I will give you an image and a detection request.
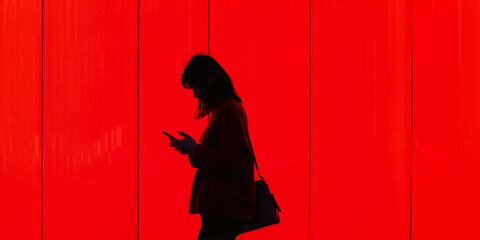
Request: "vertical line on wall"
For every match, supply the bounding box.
[208,0,210,55]
[308,0,311,239]
[137,0,140,239]
[41,0,44,239]
[410,0,413,239]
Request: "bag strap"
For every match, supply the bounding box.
[245,129,263,179]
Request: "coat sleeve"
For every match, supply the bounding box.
[189,103,250,175]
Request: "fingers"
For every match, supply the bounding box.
[178,131,191,139]
[172,144,181,151]
[170,142,183,153]
[169,131,191,155]
[171,145,187,155]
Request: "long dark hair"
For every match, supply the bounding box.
[181,54,242,120]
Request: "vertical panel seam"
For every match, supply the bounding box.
[41,0,44,239]
[308,0,311,239]
[410,0,413,239]
[138,0,140,239]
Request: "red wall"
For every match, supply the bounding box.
[311,1,411,239]
[0,1,42,239]
[1,0,479,240]
[42,0,138,239]
[412,1,480,239]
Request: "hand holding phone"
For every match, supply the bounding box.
[165,130,197,155]
[162,131,177,141]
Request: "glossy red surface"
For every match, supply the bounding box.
[1,1,480,240]
[311,1,411,239]
[412,1,480,239]
[0,1,42,239]
[43,0,138,239]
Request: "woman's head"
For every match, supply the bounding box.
[181,54,242,120]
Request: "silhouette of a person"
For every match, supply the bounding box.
[169,55,255,240]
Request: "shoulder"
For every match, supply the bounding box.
[217,98,245,118]
[219,98,239,107]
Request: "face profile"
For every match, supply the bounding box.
[181,54,243,120]
[193,88,199,98]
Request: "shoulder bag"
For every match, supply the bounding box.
[241,129,281,233]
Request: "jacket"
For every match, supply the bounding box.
[187,98,255,220]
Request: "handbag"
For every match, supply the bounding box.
[241,129,281,233]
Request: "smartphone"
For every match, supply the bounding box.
[162,131,177,140]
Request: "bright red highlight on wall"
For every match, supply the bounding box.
[412,1,480,239]
[43,0,138,239]
[0,1,42,239]
[311,1,411,239]
[2,0,480,240]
